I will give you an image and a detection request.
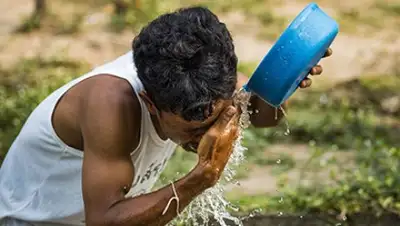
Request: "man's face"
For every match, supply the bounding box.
[159,99,233,153]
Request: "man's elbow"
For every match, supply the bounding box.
[86,211,153,226]
[86,213,124,226]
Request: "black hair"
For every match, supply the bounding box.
[133,6,238,121]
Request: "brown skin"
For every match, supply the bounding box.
[51,49,332,226]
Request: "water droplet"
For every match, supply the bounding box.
[278,212,283,216]
[279,197,284,203]
[284,128,290,136]
[255,109,259,114]
[229,205,239,212]
[280,106,291,135]
[300,215,303,219]
[342,216,347,221]
[319,94,328,105]
[276,159,281,164]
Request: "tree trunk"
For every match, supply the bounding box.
[34,0,46,17]
[113,0,129,15]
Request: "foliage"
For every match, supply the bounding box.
[230,141,400,221]
[110,0,161,32]
[224,63,400,219]
[246,77,400,150]
[108,0,287,40]
[337,0,400,34]
[0,57,89,163]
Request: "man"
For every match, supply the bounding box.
[0,6,331,226]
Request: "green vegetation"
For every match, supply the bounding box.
[336,1,400,34]
[110,0,161,32]
[230,142,400,220]
[159,62,400,220]
[376,2,400,16]
[108,0,287,40]
[0,56,89,162]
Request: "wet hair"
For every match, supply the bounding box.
[133,6,238,121]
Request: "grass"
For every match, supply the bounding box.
[107,0,288,40]
[0,56,89,163]
[227,72,400,215]
[375,1,400,16]
[15,0,89,35]
[336,0,400,34]
[227,143,400,218]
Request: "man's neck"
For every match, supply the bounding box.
[149,113,168,141]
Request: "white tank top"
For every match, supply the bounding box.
[0,51,177,226]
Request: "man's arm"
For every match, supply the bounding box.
[80,79,209,226]
[236,48,332,128]
[236,72,286,128]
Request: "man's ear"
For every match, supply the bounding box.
[138,91,158,115]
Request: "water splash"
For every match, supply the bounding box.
[279,106,290,136]
[240,208,262,221]
[168,88,252,226]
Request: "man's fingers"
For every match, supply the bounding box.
[310,65,323,75]
[323,48,333,58]
[197,106,237,156]
[196,134,216,161]
[300,78,312,88]
[212,106,237,133]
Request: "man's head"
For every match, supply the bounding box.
[133,6,238,152]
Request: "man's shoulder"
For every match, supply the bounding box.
[82,74,141,113]
[78,74,143,152]
[79,74,142,132]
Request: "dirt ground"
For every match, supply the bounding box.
[1,1,399,82]
[0,0,399,195]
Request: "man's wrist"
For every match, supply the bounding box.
[188,163,216,190]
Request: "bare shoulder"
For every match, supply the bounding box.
[79,74,142,156]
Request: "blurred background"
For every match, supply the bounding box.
[0,0,399,225]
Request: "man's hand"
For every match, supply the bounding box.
[236,48,333,128]
[195,106,239,187]
[299,48,333,88]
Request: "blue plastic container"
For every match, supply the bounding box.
[243,2,339,107]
